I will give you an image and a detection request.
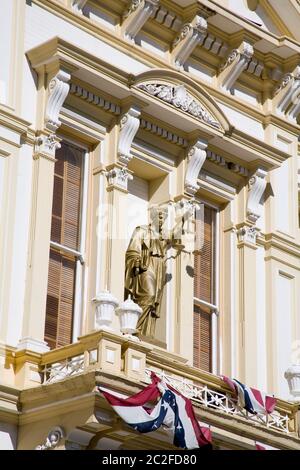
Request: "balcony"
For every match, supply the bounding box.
[11,329,299,449]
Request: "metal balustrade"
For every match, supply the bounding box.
[145,369,291,434]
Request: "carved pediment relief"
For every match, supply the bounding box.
[137,82,221,129]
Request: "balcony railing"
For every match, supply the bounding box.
[145,369,291,434]
[39,330,299,438]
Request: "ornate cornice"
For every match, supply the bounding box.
[184,139,207,196]
[172,15,207,68]
[137,82,220,128]
[118,106,141,165]
[246,168,267,224]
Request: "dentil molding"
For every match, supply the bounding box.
[184,139,207,196]
[118,106,141,165]
[219,41,254,92]
[246,168,267,224]
[172,15,207,68]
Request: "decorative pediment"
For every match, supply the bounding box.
[137,82,221,129]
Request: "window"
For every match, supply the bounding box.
[193,205,218,372]
[44,141,87,349]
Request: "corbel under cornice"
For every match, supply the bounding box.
[171,15,208,68]
[246,167,267,224]
[219,41,254,92]
[184,139,207,196]
[122,0,160,40]
[273,65,300,121]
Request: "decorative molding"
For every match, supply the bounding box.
[184,139,207,196]
[219,41,254,92]
[172,15,207,68]
[202,34,228,57]
[34,134,61,157]
[207,150,249,176]
[273,66,300,121]
[45,70,71,132]
[150,5,182,31]
[122,0,160,40]
[237,225,259,244]
[35,427,65,450]
[70,83,121,115]
[71,0,88,13]
[247,168,267,223]
[106,165,133,190]
[118,106,141,165]
[140,118,188,147]
[137,83,220,128]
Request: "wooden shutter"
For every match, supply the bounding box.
[45,141,83,349]
[194,206,214,303]
[193,305,212,371]
[193,206,215,371]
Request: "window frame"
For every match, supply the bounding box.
[193,199,220,374]
[49,135,89,344]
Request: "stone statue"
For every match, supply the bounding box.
[125,208,183,338]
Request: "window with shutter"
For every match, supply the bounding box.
[193,205,217,372]
[44,141,85,349]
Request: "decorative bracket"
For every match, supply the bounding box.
[45,69,71,132]
[273,66,300,121]
[246,168,267,224]
[118,106,141,165]
[172,15,207,68]
[106,165,133,191]
[184,139,207,196]
[219,41,254,92]
[122,0,160,40]
[35,427,65,450]
[71,0,88,12]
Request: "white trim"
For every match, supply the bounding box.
[73,147,89,342]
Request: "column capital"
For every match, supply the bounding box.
[105,164,133,191]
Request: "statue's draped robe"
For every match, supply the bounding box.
[125,225,166,337]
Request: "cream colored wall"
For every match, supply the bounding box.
[0,0,299,405]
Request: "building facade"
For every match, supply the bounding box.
[0,0,300,450]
